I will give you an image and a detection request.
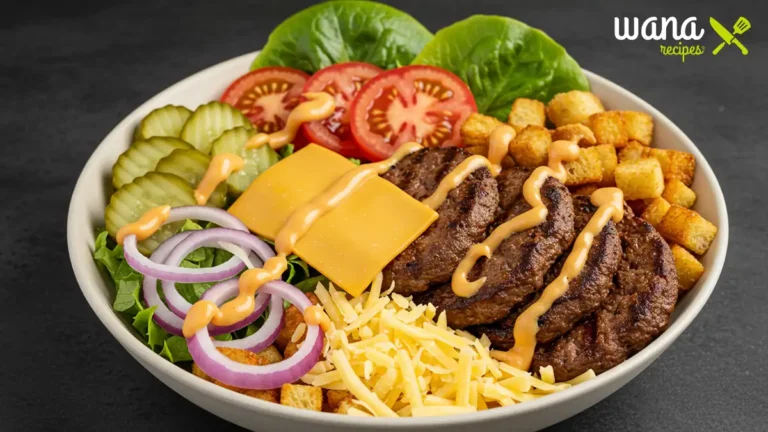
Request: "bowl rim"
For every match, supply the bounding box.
[67,52,729,428]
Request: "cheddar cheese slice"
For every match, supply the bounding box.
[228,144,438,296]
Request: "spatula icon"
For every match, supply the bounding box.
[711,17,750,55]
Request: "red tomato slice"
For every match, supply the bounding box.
[349,65,477,161]
[221,67,309,133]
[301,62,382,158]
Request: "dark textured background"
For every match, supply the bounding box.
[2,0,767,430]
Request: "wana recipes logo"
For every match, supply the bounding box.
[614,16,751,62]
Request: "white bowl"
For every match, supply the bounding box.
[67,52,728,431]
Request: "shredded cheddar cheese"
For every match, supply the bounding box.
[302,276,595,417]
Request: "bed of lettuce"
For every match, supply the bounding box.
[94,145,331,364]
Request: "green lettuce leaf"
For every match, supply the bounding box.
[251,0,432,73]
[160,336,193,363]
[412,15,589,120]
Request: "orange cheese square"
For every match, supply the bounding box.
[229,144,438,296]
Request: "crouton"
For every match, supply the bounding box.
[589,111,629,147]
[336,398,356,414]
[546,90,605,127]
[569,184,599,196]
[641,197,672,227]
[276,292,319,351]
[620,111,654,145]
[618,143,696,186]
[192,347,280,403]
[509,125,551,168]
[657,205,718,255]
[618,141,646,162]
[281,384,323,411]
[257,345,283,365]
[507,98,546,132]
[662,179,697,208]
[326,390,353,411]
[615,158,665,200]
[670,244,705,291]
[461,112,506,156]
[594,144,618,186]
[551,123,597,147]
[564,146,603,186]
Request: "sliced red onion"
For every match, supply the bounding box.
[123,206,250,283]
[188,280,323,389]
[199,279,271,336]
[212,293,284,352]
[142,231,191,335]
[161,228,275,318]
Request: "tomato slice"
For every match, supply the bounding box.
[221,67,309,133]
[301,62,382,157]
[349,65,477,161]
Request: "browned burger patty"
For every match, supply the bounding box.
[381,147,499,296]
[476,195,622,348]
[415,168,575,328]
[531,209,678,381]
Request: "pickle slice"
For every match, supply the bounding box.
[180,102,252,154]
[155,148,227,208]
[136,105,192,140]
[210,126,280,197]
[105,172,196,254]
[111,137,193,189]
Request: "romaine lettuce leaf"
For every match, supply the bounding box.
[412,15,589,121]
[251,0,432,73]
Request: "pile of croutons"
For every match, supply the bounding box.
[461,90,717,292]
[192,293,355,413]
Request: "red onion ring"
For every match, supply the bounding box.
[210,291,285,352]
[123,206,250,283]
[187,280,324,389]
[161,228,275,318]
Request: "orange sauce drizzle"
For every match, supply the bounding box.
[451,140,580,297]
[245,92,335,151]
[194,153,244,205]
[491,187,624,370]
[116,205,171,245]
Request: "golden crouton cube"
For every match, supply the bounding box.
[593,144,618,186]
[657,205,718,255]
[670,244,705,291]
[276,292,318,351]
[336,399,356,414]
[551,124,597,147]
[326,390,353,411]
[650,148,696,186]
[569,184,599,196]
[589,111,629,147]
[461,112,506,156]
[662,179,697,208]
[615,158,665,200]
[641,197,672,227]
[257,345,284,365]
[281,384,323,411]
[509,125,551,168]
[618,143,696,186]
[620,111,654,145]
[618,141,646,162]
[564,146,604,186]
[546,90,605,127]
[192,347,280,403]
[507,98,546,132]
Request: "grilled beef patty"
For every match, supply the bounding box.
[381,147,499,296]
[530,208,678,381]
[476,195,622,348]
[415,169,575,328]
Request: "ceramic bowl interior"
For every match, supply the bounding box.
[67,52,728,431]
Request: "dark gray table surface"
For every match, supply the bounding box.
[2,0,766,430]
